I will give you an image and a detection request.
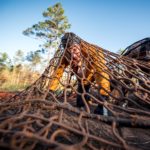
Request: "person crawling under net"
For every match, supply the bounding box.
[49,32,110,115]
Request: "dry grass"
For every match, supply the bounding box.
[0,68,40,91]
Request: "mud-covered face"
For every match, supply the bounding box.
[68,43,81,67]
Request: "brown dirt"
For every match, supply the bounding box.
[0,91,16,100]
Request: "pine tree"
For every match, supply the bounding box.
[0,52,11,71]
[26,50,43,71]
[23,3,71,54]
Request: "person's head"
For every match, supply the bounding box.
[61,32,82,67]
[69,43,81,67]
[61,32,81,49]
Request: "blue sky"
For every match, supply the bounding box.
[0,0,150,58]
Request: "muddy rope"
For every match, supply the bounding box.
[0,32,150,150]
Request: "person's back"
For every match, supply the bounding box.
[122,38,150,61]
[122,38,150,73]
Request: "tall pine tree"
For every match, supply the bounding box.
[23,3,71,55]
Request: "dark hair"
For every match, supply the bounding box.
[61,32,81,49]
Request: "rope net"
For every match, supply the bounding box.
[0,32,150,150]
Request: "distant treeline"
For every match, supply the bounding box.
[0,49,46,91]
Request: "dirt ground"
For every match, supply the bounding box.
[0,91,16,100]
